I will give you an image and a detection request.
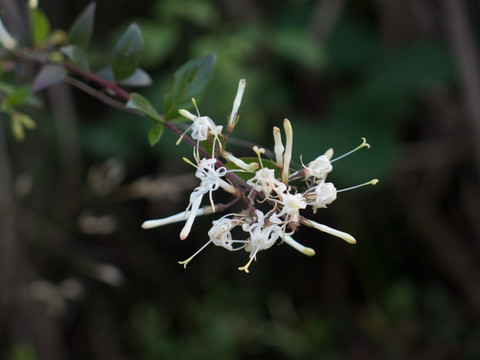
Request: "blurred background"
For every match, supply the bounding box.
[1,0,480,359]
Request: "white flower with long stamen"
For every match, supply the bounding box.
[306,182,337,212]
[178,153,235,240]
[247,167,287,198]
[304,150,333,183]
[208,215,240,250]
[177,106,223,149]
[239,210,283,273]
[141,78,379,273]
[276,192,307,227]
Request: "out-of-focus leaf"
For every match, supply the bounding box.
[135,22,178,68]
[158,0,220,28]
[272,28,326,71]
[163,54,216,121]
[119,68,152,87]
[32,65,67,92]
[11,114,24,141]
[95,66,115,82]
[10,112,35,141]
[148,124,164,146]
[2,86,32,110]
[112,23,143,82]
[61,45,90,71]
[0,82,43,108]
[30,8,50,47]
[68,2,96,50]
[126,93,163,122]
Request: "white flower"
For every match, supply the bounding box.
[191,115,222,142]
[304,153,333,182]
[277,192,307,225]
[179,154,235,240]
[208,216,238,250]
[239,210,283,273]
[308,182,337,212]
[247,167,287,197]
[177,109,223,149]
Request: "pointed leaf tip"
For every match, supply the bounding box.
[112,23,143,82]
[68,2,96,50]
[148,124,164,146]
[163,53,216,121]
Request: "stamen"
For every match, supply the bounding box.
[178,240,212,268]
[253,146,265,168]
[331,137,370,162]
[191,98,201,117]
[337,179,379,193]
[238,255,255,273]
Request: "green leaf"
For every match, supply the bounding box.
[126,93,163,122]
[3,86,32,109]
[11,114,25,141]
[0,82,42,108]
[61,45,90,71]
[18,113,36,130]
[148,124,164,146]
[224,157,279,182]
[163,54,216,121]
[32,65,67,92]
[10,112,35,141]
[98,67,152,87]
[30,8,50,47]
[112,23,143,82]
[68,2,96,50]
[119,68,152,87]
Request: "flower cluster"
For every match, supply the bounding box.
[142,79,378,273]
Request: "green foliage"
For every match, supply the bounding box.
[1,85,33,110]
[61,45,90,71]
[32,65,67,92]
[148,123,164,146]
[68,2,96,50]
[6,343,37,360]
[271,28,326,71]
[30,8,50,47]
[112,23,143,82]
[163,54,216,121]
[10,112,36,141]
[126,93,163,122]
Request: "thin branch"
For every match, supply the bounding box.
[63,76,141,114]
[63,62,130,101]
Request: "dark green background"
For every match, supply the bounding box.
[1,0,479,359]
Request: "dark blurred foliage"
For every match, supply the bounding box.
[1,0,480,359]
